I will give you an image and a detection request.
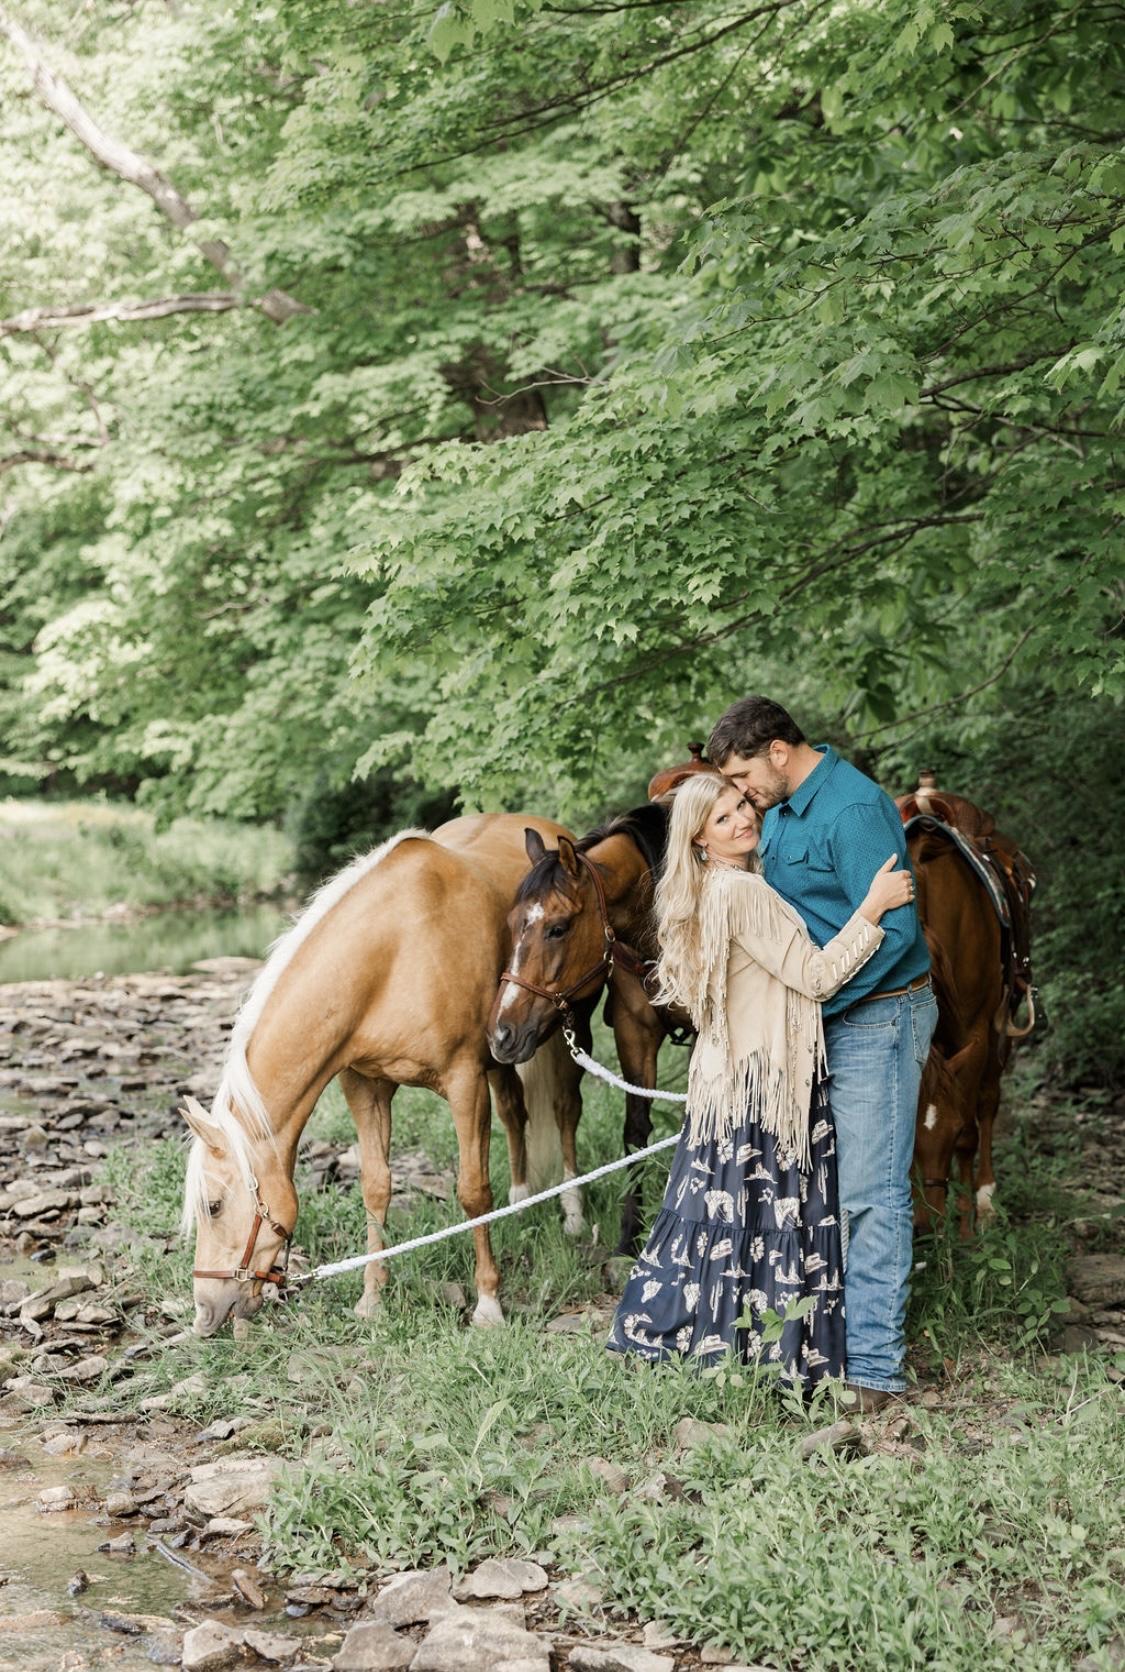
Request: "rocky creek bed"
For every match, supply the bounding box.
[1,964,1123,1670]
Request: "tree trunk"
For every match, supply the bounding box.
[607,202,641,275]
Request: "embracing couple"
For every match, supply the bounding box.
[607,696,938,1409]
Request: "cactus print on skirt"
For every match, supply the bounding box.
[606,1078,845,1388]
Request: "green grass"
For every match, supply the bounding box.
[0,798,294,926]
[79,1055,1125,1671]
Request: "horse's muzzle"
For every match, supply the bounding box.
[192,1285,265,1336]
[489,1020,539,1065]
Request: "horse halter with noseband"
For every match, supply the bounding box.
[192,1173,291,1289]
[500,849,653,1029]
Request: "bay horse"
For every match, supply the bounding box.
[488,805,681,1253]
[900,780,1035,1234]
[182,813,584,1337]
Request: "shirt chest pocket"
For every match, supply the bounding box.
[778,841,834,874]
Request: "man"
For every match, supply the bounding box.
[708,695,938,1410]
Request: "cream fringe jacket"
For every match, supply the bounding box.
[686,862,884,1170]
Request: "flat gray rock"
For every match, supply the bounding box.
[584,1456,629,1494]
[367,1566,456,1626]
[672,1417,732,1451]
[332,1621,414,1670]
[184,1455,283,1517]
[456,1558,549,1600]
[242,1628,302,1664]
[1067,1254,1125,1307]
[798,1419,862,1461]
[37,1483,76,1511]
[568,1647,675,1672]
[411,1610,552,1672]
[181,1619,243,1671]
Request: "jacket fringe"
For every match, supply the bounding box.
[686,866,826,1171]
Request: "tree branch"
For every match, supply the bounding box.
[853,622,1038,740]
[574,512,986,705]
[919,349,1067,398]
[0,6,308,325]
[0,294,246,335]
[0,448,94,476]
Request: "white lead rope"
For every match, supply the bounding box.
[291,1052,688,1286]
[564,1042,689,1105]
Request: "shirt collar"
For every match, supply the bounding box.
[782,744,836,818]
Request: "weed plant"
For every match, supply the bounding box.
[83,1051,1124,1671]
[0,799,293,926]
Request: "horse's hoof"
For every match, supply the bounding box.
[354,1290,384,1320]
[471,1295,505,1328]
[561,1182,584,1238]
[508,1182,531,1205]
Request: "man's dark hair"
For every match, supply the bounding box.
[708,696,805,765]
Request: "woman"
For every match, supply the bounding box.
[607,773,913,1388]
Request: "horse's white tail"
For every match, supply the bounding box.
[517,1030,574,1191]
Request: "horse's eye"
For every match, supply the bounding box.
[546,922,569,940]
[207,1200,223,1217]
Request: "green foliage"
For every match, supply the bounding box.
[3,0,1121,812]
[877,694,1125,1087]
[82,1052,1123,1669]
[0,798,293,926]
[1,0,1118,1069]
[287,769,457,882]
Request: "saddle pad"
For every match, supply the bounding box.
[902,814,1012,931]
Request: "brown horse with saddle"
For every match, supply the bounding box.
[896,771,1037,1233]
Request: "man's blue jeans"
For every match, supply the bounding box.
[824,981,939,1391]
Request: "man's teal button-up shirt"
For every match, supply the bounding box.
[758,745,930,1017]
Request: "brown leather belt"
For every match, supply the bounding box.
[855,973,931,1005]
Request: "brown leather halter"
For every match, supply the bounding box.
[500,849,653,1024]
[192,1173,291,1288]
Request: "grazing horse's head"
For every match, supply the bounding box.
[488,828,610,1064]
[180,1098,297,1337]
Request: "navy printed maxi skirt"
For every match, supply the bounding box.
[606,1079,846,1389]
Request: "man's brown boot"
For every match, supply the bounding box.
[843,1382,897,1415]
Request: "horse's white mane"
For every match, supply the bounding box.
[181,828,429,1234]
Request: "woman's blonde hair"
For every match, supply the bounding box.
[652,772,759,1021]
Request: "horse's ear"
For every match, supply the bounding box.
[556,835,581,881]
[181,1097,225,1155]
[524,828,548,866]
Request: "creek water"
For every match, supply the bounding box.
[0,903,291,985]
[0,1446,189,1669]
[0,1439,334,1669]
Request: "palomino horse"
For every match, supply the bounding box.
[901,781,1035,1234]
[182,814,584,1337]
[488,805,682,1253]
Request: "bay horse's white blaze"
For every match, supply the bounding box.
[923,1103,938,1131]
[497,902,544,1015]
[181,829,426,1235]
